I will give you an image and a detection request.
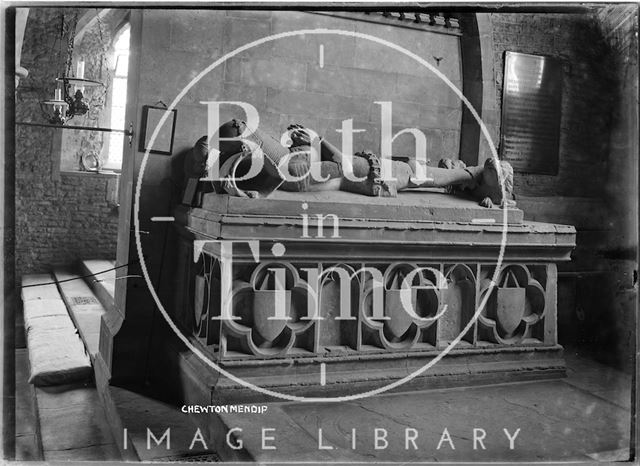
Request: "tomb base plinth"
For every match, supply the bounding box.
[170,190,575,403]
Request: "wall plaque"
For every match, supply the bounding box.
[139,104,177,155]
[500,52,563,175]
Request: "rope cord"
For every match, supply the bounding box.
[20,259,144,288]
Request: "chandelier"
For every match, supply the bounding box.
[40,12,104,125]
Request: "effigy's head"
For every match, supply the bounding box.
[220,119,294,176]
[184,120,244,180]
[217,119,247,163]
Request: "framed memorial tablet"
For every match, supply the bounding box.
[500,52,563,175]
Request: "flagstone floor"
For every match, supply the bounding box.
[15,345,632,462]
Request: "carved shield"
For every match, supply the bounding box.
[253,290,291,342]
[496,287,526,335]
[385,289,416,339]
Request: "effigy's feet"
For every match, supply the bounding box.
[341,151,397,197]
[437,158,467,170]
[436,158,477,193]
[473,158,516,208]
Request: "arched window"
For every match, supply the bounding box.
[103,23,130,170]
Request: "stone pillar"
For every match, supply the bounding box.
[458,13,500,167]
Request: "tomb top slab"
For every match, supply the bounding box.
[176,191,576,263]
[200,190,525,224]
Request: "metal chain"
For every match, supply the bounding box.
[92,8,111,117]
[65,12,78,78]
[95,8,111,77]
[95,8,107,53]
[57,13,65,78]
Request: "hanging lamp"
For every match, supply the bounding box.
[40,11,104,125]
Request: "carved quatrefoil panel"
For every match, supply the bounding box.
[361,263,442,350]
[478,264,546,344]
[226,262,315,357]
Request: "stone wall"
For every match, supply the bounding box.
[491,12,616,199]
[489,10,637,370]
[139,10,463,164]
[14,8,119,280]
[594,5,638,370]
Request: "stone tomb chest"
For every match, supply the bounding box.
[172,189,575,402]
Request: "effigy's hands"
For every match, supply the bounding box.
[287,123,313,147]
[479,197,494,208]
